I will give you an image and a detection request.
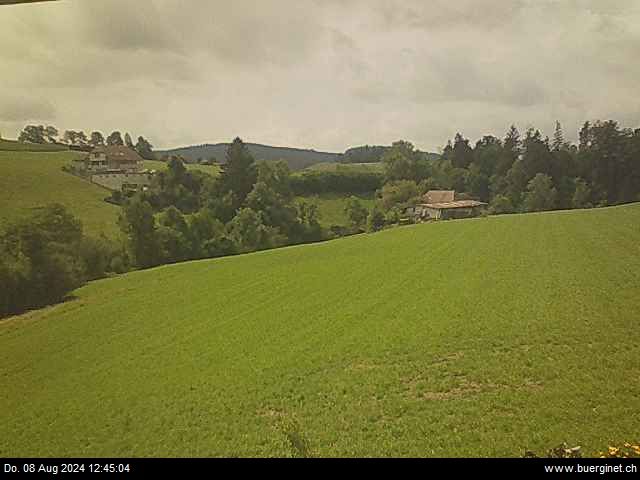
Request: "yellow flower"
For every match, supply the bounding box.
[608,446,619,455]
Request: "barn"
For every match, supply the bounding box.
[406,190,487,221]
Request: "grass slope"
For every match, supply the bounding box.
[0,138,68,152]
[296,193,375,227]
[0,150,120,237]
[1,204,639,457]
[143,159,220,176]
[158,143,341,171]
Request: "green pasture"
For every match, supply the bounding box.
[296,193,376,227]
[0,150,120,237]
[1,203,639,456]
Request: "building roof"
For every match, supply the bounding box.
[423,190,455,203]
[421,200,487,210]
[91,145,142,164]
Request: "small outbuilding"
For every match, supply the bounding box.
[405,190,487,221]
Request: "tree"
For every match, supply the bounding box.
[18,125,46,144]
[245,162,298,240]
[0,204,87,317]
[466,164,490,202]
[89,131,105,147]
[44,125,59,143]
[296,201,323,242]
[450,133,474,169]
[117,195,160,268]
[63,130,87,146]
[473,135,502,177]
[488,195,514,215]
[523,173,557,212]
[496,125,521,176]
[505,158,528,208]
[227,208,280,252]
[552,121,566,151]
[366,205,385,232]
[106,131,124,146]
[577,120,628,205]
[218,137,257,209]
[135,136,155,159]
[521,128,553,179]
[157,206,192,263]
[571,178,592,209]
[344,196,368,231]
[124,132,134,148]
[378,180,420,211]
[382,140,428,182]
[188,208,229,258]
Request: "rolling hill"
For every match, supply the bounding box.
[1,204,639,457]
[0,148,120,237]
[158,143,342,171]
[158,143,441,171]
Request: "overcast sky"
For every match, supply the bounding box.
[1,0,639,152]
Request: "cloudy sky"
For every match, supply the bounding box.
[1,0,639,152]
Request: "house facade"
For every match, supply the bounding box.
[83,145,144,173]
[73,146,153,192]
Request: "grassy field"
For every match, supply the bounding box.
[296,193,376,227]
[0,150,120,237]
[0,138,69,152]
[1,203,639,457]
[143,159,220,176]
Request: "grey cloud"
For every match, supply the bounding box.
[1,0,639,152]
[0,95,56,122]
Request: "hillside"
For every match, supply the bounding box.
[143,159,220,176]
[296,193,375,227]
[0,149,120,237]
[1,204,639,456]
[158,143,341,171]
[0,138,68,152]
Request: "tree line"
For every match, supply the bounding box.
[116,137,325,269]
[17,124,155,159]
[358,120,640,226]
[0,205,126,318]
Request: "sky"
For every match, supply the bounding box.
[1,0,639,152]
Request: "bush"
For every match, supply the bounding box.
[367,205,386,232]
[0,204,121,319]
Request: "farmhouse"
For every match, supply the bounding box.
[84,145,144,173]
[73,146,154,192]
[406,190,487,221]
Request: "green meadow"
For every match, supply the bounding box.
[1,203,639,457]
[0,138,68,152]
[0,150,120,237]
[296,192,376,227]
[143,159,221,176]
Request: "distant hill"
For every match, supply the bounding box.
[157,143,342,171]
[158,142,441,171]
